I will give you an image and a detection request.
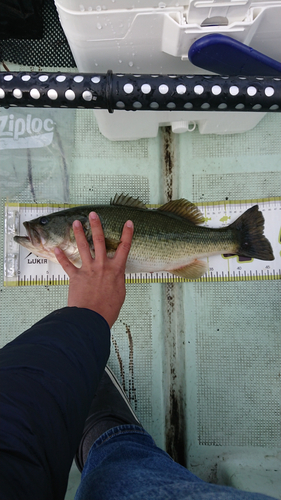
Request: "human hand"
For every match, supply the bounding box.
[54,212,134,328]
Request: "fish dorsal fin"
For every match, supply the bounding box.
[157,199,204,225]
[110,193,147,209]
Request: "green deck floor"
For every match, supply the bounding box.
[0,66,280,498]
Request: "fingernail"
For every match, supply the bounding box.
[54,247,62,255]
[73,220,81,228]
[126,220,133,228]
[90,212,98,220]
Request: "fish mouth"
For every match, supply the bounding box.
[22,221,42,246]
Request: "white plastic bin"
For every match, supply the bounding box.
[54,0,281,138]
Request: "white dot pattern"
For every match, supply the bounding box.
[194,85,204,95]
[47,89,58,100]
[82,90,92,101]
[265,87,274,97]
[65,89,75,101]
[247,86,257,96]
[176,85,186,95]
[159,84,169,94]
[123,83,134,94]
[141,84,151,94]
[13,89,22,99]
[229,86,239,96]
[0,74,279,113]
[212,85,221,95]
[30,88,40,100]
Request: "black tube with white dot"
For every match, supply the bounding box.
[0,71,280,112]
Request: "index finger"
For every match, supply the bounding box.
[73,220,93,265]
[114,220,134,269]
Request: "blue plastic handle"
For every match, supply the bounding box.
[188,34,281,76]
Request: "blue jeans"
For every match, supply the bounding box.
[75,425,276,500]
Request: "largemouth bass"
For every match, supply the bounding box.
[14,194,274,279]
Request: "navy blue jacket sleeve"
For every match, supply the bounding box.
[0,307,110,500]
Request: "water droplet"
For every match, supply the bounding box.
[96,5,101,10]
[96,23,102,29]
[119,60,122,63]
[79,4,85,11]
[128,61,134,67]
[158,2,166,7]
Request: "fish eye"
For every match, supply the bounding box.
[39,216,49,225]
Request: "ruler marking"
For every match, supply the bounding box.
[6,199,281,286]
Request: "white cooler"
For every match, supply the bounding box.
[54,0,281,139]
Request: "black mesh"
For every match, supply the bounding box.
[0,0,76,68]
[0,0,44,39]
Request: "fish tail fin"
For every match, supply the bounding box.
[229,205,274,261]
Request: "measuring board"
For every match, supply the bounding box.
[4,198,281,286]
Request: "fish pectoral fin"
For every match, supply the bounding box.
[110,193,147,209]
[67,254,82,268]
[157,199,204,225]
[171,260,207,279]
[105,237,120,252]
